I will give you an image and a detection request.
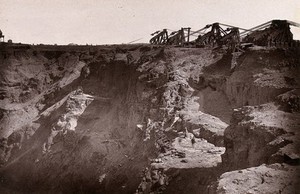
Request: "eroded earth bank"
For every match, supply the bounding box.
[0,44,299,193]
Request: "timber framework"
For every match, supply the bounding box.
[149,20,300,51]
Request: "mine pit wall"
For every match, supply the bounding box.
[222,107,284,170]
[57,60,157,194]
[184,48,300,193]
[0,47,165,193]
[79,48,297,193]
[222,50,300,167]
[212,50,300,193]
[147,48,296,193]
[0,48,86,138]
[0,45,299,193]
[225,74,289,108]
[190,49,294,125]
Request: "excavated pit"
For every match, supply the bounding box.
[0,44,299,193]
[0,47,156,193]
[0,60,160,193]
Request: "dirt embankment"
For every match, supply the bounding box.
[0,44,299,194]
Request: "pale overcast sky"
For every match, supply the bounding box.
[0,0,299,45]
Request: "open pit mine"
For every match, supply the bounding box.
[0,20,299,194]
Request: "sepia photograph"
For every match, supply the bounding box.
[0,0,299,193]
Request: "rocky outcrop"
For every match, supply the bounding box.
[225,70,289,107]
[222,102,300,170]
[276,89,300,113]
[0,51,87,138]
[43,89,94,153]
[216,163,300,194]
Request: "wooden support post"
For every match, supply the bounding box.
[181,28,184,45]
[187,28,191,44]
